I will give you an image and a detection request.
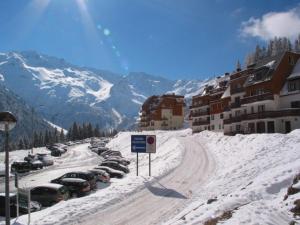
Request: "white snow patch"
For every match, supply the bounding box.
[132,99,143,105]
[0,73,4,81]
[128,85,147,99]
[112,108,123,125]
[45,120,67,134]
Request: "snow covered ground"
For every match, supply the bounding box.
[1,129,300,225]
[165,130,300,225]
[1,129,188,225]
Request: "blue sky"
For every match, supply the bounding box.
[0,0,300,80]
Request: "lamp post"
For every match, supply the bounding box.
[0,111,17,225]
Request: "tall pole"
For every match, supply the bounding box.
[136,152,139,176]
[31,108,34,154]
[5,123,10,225]
[149,153,151,177]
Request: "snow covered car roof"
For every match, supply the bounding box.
[61,178,87,183]
[34,183,64,190]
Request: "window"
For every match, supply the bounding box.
[251,106,254,114]
[291,101,300,108]
[289,56,295,65]
[211,114,214,120]
[258,105,265,112]
[220,113,224,119]
[236,124,241,131]
[235,110,241,117]
[219,124,221,129]
[244,109,247,114]
[288,81,298,92]
[211,125,215,130]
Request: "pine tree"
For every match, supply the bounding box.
[60,129,65,143]
[18,139,24,150]
[94,124,100,137]
[87,123,94,138]
[72,122,79,140]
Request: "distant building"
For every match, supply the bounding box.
[139,94,185,130]
[190,51,300,135]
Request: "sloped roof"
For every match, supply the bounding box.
[287,58,300,80]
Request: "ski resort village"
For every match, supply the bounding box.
[1,1,300,225]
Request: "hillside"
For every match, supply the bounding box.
[0,51,215,129]
[0,84,53,147]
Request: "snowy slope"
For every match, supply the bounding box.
[165,130,300,225]
[0,51,209,129]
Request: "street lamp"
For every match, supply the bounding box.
[0,111,17,225]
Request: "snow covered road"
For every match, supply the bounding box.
[80,136,215,225]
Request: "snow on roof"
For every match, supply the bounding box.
[264,60,276,68]
[287,58,300,80]
[221,86,230,99]
[61,178,86,183]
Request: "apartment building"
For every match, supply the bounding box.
[190,51,300,135]
[190,76,229,133]
[224,51,300,135]
[139,94,185,130]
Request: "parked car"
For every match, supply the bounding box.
[11,161,31,173]
[51,172,97,190]
[29,160,44,170]
[24,153,36,162]
[51,178,91,197]
[104,157,130,166]
[37,153,54,166]
[100,161,129,173]
[94,166,125,179]
[0,193,41,217]
[100,150,122,158]
[51,149,62,157]
[30,184,70,207]
[88,169,110,183]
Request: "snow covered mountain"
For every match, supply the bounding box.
[0,84,53,145]
[0,51,214,129]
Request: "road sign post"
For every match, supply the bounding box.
[131,135,156,177]
[136,152,139,176]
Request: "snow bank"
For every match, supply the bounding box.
[166,130,300,225]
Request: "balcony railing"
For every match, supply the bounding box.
[192,120,210,126]
[189,104,209,109]
[241,92,274,105]
[190,110,210,117]
[224,109,300,124]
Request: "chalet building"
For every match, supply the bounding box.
[223,51,300,135]
[139,94,185,130]
[190,51,300,135]
[190,76,230,133]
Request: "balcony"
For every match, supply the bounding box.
[189,104,209,109]
[224,109,300,124]
[230,102,241,109]
[192,120,210,126]
[190,110,210,117]
[241,92,274,105]
[231,87,244,95]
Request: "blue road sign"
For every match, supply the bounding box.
[131,135,147,153]
[131,135,156,153]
